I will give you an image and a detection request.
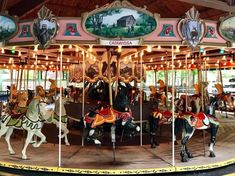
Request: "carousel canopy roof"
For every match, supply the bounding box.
[0,0,235,71]
[2,0,234,21]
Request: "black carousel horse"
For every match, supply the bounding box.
[83,81,140,145]
[174,96,220,162]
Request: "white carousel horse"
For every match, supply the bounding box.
[42,95,70,146]
[0,97,48,160]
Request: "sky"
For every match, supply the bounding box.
[0,16,16,30]
[102,8,141,26]
[221,16,235,29]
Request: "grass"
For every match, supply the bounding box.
[87,25,154,38]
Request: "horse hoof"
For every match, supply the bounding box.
[187,152,194,158]
[209,151,216,157]
[22,156,27,160]
[32,143,38,148]
[151,144,156,148]
[181,157,189,162]
[10,151,16,155]
[65,143,70,146]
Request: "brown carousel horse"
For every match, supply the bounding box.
[149,79,176,107]
[215,83,234,111]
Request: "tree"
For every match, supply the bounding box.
[88,9,121,32]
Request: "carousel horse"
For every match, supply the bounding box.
[0,85,48,160]
[68,85,82,103]
[43,90,70,146]
[215,83,234,111]
[87,80,109,102]
[173,94,220,162]
[128,85,140,106]
[46,79,56,103]
[83,82,140,145]
[149,80,176,107]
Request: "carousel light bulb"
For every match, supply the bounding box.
[46,55,48,60]
[222,55,226,60]
[147,45,152,52]
[59,45,64,52]
[46,62,48,66]
[220,48,225,54]
[34,61,37,65]
[230,59,233,63]
[18,51,21,57]
[118,45,122,53]
[38,60,40,63]
[50,61,53,64]
[69,44,72,49]
[217,60,219,63]
[75,46,79,52]
[187,53,190,57]
[11,46,15,54]
[81,50,85,55]
[32,53,36,58]
[192,59,195,64]
[161,56,164,60]
[124,57,127,62]
[67,58,70,63]
[150,58,153,62]
[6,66,8,68]
[175,45,180,52]
[140,51,144,57]
[3,64,5,67]
[134,53,138,58]
[93,57,96,61]
[207,57,209,61]
[34,45,38,52]
[63,66,65,69]
[89,45,93,52]
[157,45,161,50]
[57,57,60,61]
[161,64,163,68]
[1,48,5,54]
[203,51,206,56]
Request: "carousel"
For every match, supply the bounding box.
[0,0,235,175]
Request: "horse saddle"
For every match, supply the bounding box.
[195,112,210,129]
[10,110,25,120]
[217,92,230,100]
[91,108,116,128]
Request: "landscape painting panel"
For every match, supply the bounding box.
[85,8,156,38]
[0,15,17,41]
[220,16,235,42]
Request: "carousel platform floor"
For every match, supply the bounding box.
[0,118,235,175]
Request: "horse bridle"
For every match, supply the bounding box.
[37,98,48,120]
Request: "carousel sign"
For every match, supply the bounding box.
[100,39,140,46]
[178,7,205,49]
[82,0,159,40]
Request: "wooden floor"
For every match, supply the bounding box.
[0,116,235,174]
